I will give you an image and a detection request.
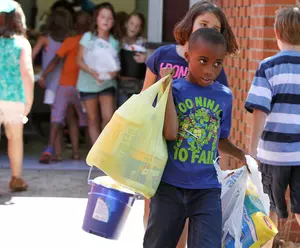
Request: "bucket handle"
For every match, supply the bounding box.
[87,165,94,185]
[87,166,143,200]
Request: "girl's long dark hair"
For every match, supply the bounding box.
[173,1,239,56]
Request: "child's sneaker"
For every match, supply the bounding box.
[9,177,28,192]
[39,146,54,164]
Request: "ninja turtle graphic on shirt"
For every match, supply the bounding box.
[176,105,221,153]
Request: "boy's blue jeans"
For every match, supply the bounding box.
[143,182,222,248]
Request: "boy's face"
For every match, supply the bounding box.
[185,39,226,87]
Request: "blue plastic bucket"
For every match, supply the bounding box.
[82,176,136,240]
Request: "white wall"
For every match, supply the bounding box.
[189,0,200,7]
[147,0,163,42]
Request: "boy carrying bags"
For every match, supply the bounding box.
[144,28,248,248]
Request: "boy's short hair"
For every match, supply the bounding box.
[275,6,300,45]
[189,28,227,51]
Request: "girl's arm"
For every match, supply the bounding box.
[249,109,267,158]
[218,138,247,166]
[76,44,101,82]
[163,85,178,140]
[20,39,35,116]
[141,68,157,91]
[38,55,62,88]
[32,36,47,60]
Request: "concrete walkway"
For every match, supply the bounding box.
[0,169,145,248]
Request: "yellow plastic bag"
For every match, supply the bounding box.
[86,75,172,199]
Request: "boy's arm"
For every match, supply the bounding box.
[249,109,267,158]
[161,69,178,140]
[163,85,178,140]
[218,138,247,166]
[245,61,271,159]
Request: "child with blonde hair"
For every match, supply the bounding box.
[246,6,300,246]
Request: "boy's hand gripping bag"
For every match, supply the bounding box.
[86,75,172,199]
[214,156,278,248]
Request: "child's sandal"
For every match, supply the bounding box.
[39,146,54,164]
[9,177,28,192]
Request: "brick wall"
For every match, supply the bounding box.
[213,0,300,242]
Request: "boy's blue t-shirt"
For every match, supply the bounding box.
[146,44,228,86]
[162,78,233,189]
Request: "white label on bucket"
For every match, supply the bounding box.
[92,198,109,223]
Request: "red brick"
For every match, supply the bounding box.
[238,99,245,110]
[263,5,282,16]
[245,28,251,38]
[244,0,251,6]
[241,58,248,69]
[251,0,266,4]
[264,39,278,50]
[251,39,264,49]
[246,6,251,16]
[237,69,243,79]
[242,17,250,27]
[250,39,278,50]
[245,125,252,135]
[251,50,269,60]
[264,0,296,4]
[226,8,232,17]
[238,27,246,37]
[265,17,276,26]
[229,0,236,7]
[244,50,250,59]
[250,28,275,39]
[249,60,259,71]
[239,6,246,16]
[250,17,275,27]
[232,7,239,17]
[236,17,242,27]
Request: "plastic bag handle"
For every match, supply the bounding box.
[138,74,172,107]
[154,75,172,110]
[156,74,172,104]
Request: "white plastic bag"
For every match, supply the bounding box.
[215,155,277,248]
[215,159,248,248]
[246,156,270,215]
[84,37,120,80]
